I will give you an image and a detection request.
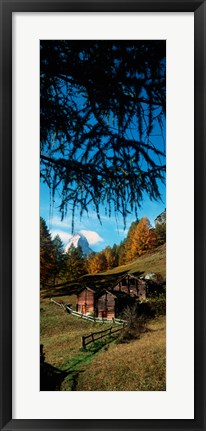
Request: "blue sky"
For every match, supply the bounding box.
[40,96,166,253]
[40,41,166,252]
[40,179,166,252]
[40,106,166,253]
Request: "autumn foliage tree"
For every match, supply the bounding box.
[119,220,139,265]
[87,251,107,274]
[87,216,161,273]
[87,243,120,274]
[128,217,157,260]
[104,245,119,269]
[118,217,158,264]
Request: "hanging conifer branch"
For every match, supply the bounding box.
[40,40,166,230]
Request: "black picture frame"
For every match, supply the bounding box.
[0,1,205,430]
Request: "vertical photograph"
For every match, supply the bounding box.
[40,40,166,391]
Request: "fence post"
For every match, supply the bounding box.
[82,336,86,349]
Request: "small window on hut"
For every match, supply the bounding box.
[130,278,135,286]
[121,278,127,286]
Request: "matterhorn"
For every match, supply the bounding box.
[64,232,93,256]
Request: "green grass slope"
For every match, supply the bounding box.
[96,243,166,277]
[40,244,166,391]
[41,296,166,391]
[75,317,166,391]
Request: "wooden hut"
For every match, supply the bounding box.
[113,273,146,300]
[97,290,116,319]
[97,289,135,320]
[76,273,147,319]
[76,286,95,315]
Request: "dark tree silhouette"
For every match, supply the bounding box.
[52,234,65,283]
[40,217,55,286]
[64,244,87,280]
[40,40,166,229]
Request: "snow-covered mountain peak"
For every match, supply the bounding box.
[64,232,93,256]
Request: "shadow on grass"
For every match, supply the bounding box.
[41,270,145,299]
[40,336,116,391]
[40,361,87,391]
[40,362,68,391]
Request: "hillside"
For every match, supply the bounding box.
[40,243,166,391]
[96,243,166,277]
[42,243,166,299]
[40,295,166,391]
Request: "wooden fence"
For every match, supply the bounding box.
[81,325,125,349]
[66,305,127,324]
[65,305,98,322]
[51,299,127,325]
[50,298,66,310]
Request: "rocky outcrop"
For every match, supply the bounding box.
[154,209,166,226]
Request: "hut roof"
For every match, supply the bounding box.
[112,272,140,287]
[97,288,134,301]
[77,286,96,295]
[77,273,144,297]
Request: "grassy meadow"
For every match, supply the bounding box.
[98,243,166,278]
[40,294,166,391]
[40,244,166,391]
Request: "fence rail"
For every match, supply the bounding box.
[50,298,66,310]
[81,325,125,349]
[51,299,127,325]
[65,305,97,322]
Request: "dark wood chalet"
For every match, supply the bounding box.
[97,290,116,319]
[113,273,146,300]
[97,290,135,319]
[76,273,147,319]
[76,286,95,315]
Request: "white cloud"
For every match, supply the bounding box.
[51,230,72,245]
[80,230,104,245]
